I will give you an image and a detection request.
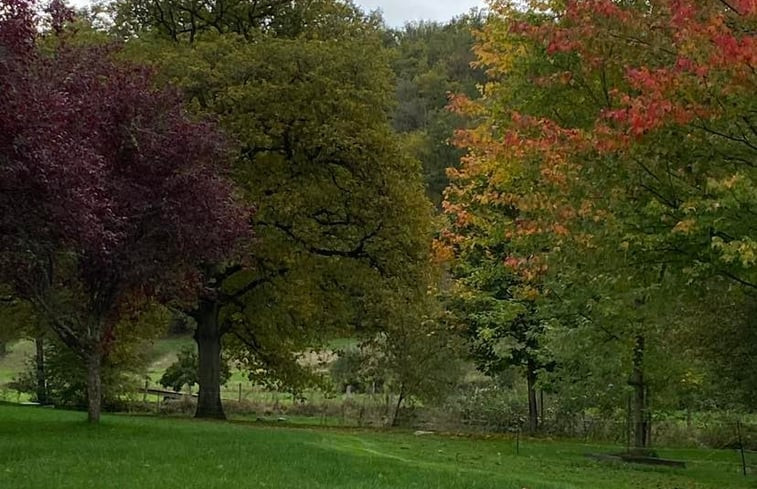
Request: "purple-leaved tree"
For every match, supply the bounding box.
[0,0,250,422]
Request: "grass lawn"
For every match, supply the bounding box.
[0,405,752,489]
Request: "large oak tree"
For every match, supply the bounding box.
[116,0,435,419]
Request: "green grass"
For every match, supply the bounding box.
[144,334,195,380]
[326,336,359,351]
[0,405,753,489]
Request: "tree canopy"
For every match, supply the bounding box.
[0,0,248,421]
[440,0,756,443]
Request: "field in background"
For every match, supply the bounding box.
[0,405,753,489]
[0,336,381,422]
[0,340,34,402]
[2,337,757,452]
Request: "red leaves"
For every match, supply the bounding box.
[503,253,548,284]
[45,0,74,34]
[565,0,631,23]
[510,0,755,143]
[0,0,36,61]
[711,33,756,67]
[546,29,582,55]
[603,73,697,138]
[732,0,757,16]
[670,0,697,27]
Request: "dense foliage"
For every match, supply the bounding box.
[0,0,248,421]
[110,0,439,419]
[0,0,753,443]
[441,0,756,442]
[389,13,486,205]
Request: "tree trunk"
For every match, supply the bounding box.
[194,300,226,419]
[34,336,47,405]
[645,385,652,446]
[629,334,648,450]
[526,359,539,433]
[539,390,545,426]
[391,386,405,428]
[86,352,102,423]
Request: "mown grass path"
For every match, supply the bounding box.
[0,405,751,489]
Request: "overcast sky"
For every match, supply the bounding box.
[69,0,486,27]
[357,1,486,26]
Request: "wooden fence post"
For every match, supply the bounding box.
[516,426,520,456]
[738,420,747,477]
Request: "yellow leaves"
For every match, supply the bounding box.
[575,232,598,249]
[712,237,757,267]
[710,173,745,192]
[540,165,567,186]
[672,218,697,234]
[680,200,698,214]
[472,3,533,77]
[445,166,464,180]
[578,200,594,218]
[480,327,495,341]
[553,223,570,236]
[515,285,541,301]
[680,369,704,388]
[431,239,456,264]
[446,93,482,116]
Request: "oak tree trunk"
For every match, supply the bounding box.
[391,385,406,428]
[194,300,226,419]
[86,352,102,423]
[539,390,545,426]
[629,335,648,450]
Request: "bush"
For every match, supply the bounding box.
[438,383,528,432]
[12,336,148,409]
[159,396,197,416]
[159,345,231,392]
[329,348,384,394]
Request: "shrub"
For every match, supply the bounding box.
[329,348,385,394]
[13,337,145,409]
[159,345,231,393]
[438,383,528,432]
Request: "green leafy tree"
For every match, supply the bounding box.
[12,301,170,408]
[115,2,436,419]
[377,293,463,427]
[330,347,384,395]
[389,13,486,205]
